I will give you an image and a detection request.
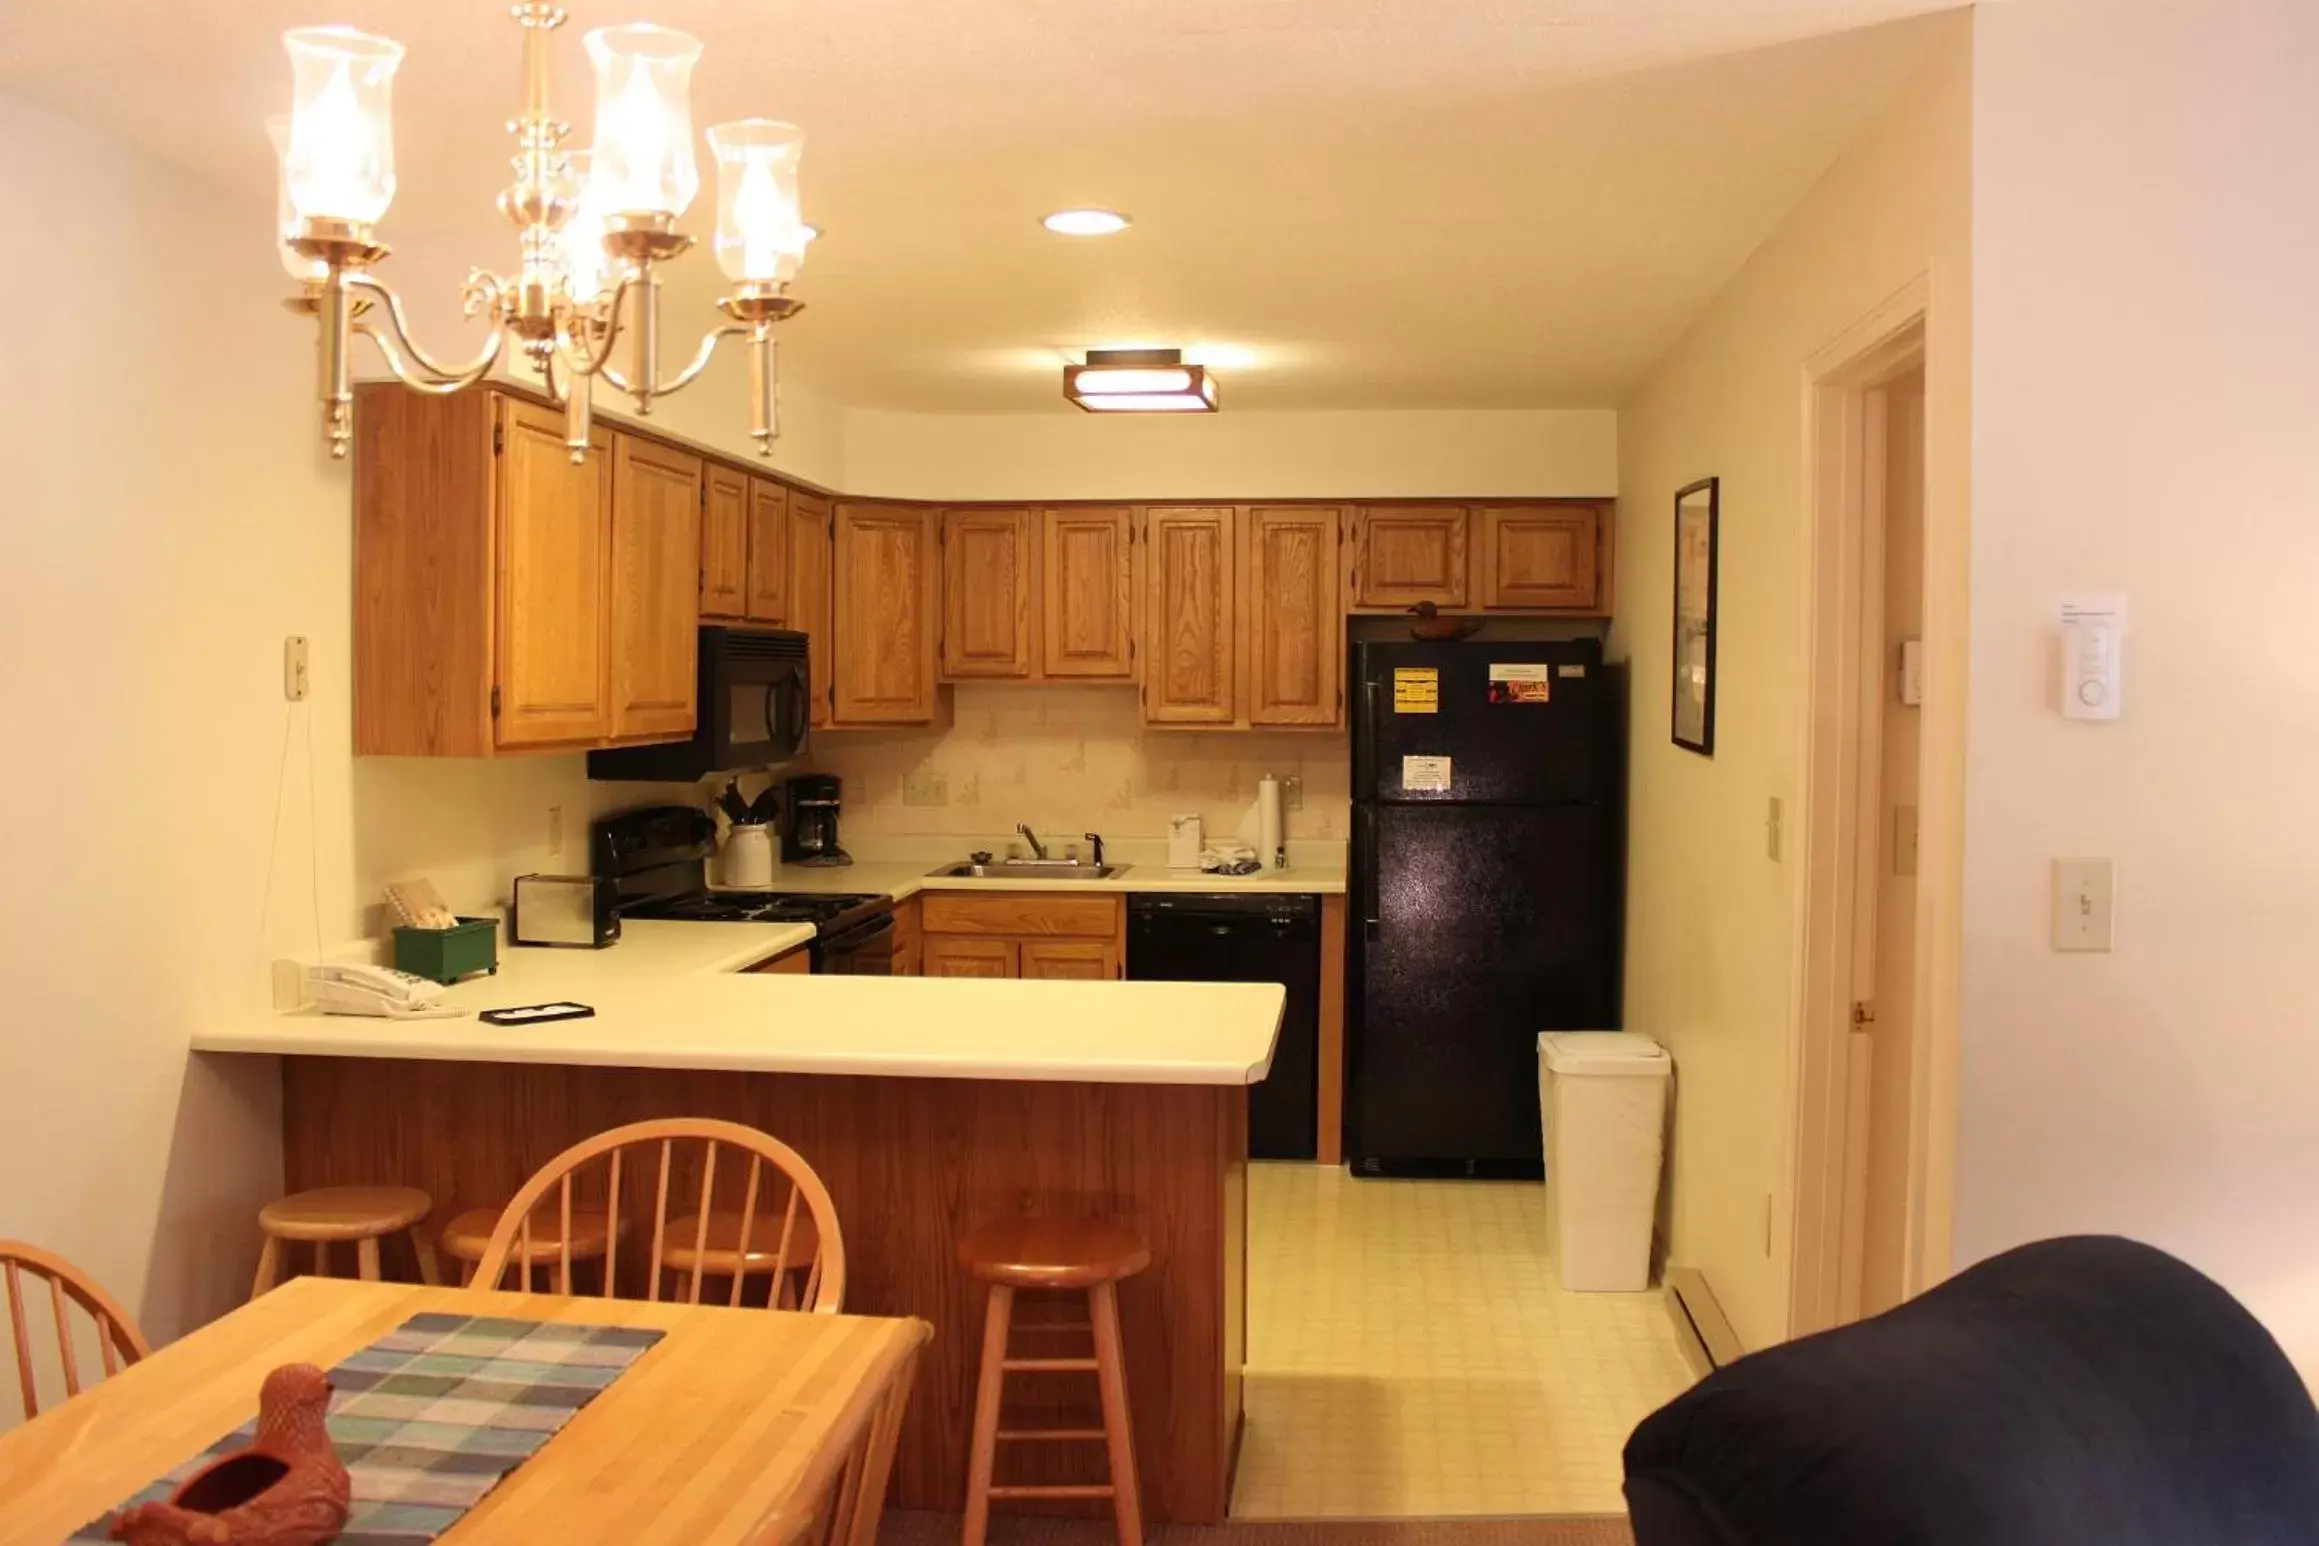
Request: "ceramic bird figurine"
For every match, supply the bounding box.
[111,1364,351,1546]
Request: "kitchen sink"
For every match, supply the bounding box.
[926,859,1130,882]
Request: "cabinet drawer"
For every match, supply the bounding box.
[920,892,1121,938]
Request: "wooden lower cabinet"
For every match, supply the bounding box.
[1020,939,1120,980]
[748,947,811,975]
[923,937,1014,978]
[920,891,1125,980]
[890,897,922,977]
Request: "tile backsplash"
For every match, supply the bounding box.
[803,686,1351,841]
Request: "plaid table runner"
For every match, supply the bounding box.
[74,1313,665,1545]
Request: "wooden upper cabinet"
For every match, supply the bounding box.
[831,501,939,724]
[941,508,1038,680]
[744,477,788,623]
[1141,506,1239,726]
[492,397,615,749]
[1247,506,1343,728]
[1043,507,1134,679]
[1355,506,1469,609]
[1477,504,1604,612]
[608,435,703,742]
[786,490,832,726]
[699,465,749,620]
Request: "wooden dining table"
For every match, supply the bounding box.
[0,1277,931,1546]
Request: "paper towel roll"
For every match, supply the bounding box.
[1256,775,1284,872]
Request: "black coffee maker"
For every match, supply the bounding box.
[781,773,850,866]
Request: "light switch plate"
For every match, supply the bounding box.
[283,635,310,702]
[2052,858,2115,952]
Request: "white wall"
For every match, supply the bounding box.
[1608,19,1971,1351]
[844,406,1618,502]
[1960,0,2319,1376]
[0,92,618,1344]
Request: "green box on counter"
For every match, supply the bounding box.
[392,916,500,984]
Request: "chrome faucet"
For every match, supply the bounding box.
[1016,823,1049,861]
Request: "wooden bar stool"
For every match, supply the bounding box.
[661,1208,822,1307]
[438,1205,621,1289]
[251,1186,441,1298]
[959,1216,1151,1546]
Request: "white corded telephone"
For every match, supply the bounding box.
[306,963,459,1019]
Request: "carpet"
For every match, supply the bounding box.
[877,1511,1634,1546]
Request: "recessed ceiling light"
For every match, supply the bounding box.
[1064,348,1219,413]
[1042,209,1131,237]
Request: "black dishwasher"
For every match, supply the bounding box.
[1127,894,1321,1160]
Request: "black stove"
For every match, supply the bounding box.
[620,890,889,930]
[593,805,897,974]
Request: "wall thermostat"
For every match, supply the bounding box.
[2056,594,2126,721]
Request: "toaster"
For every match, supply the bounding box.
[510,874,620,949]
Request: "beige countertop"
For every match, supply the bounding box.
[196,909,1284,1085]
[192,975,1283,1085]
[743,854,1349,901]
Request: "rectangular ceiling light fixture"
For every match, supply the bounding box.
[1064,347,1219,413]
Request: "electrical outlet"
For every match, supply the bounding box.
[283,635,310,702]
[902,773,949,808]
[1766,797,1784,862]
[546,805,565,857]
[2052,858,2115,952]
[1281,775,1304,811]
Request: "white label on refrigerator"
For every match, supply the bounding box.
[1402,755,1453,792]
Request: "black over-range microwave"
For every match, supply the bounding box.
[588,626,810,781]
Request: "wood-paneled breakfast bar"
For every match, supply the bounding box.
[192,968,1284,1526]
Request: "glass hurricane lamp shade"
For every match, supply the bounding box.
[266,117,329,283]
[707,120,811,285]
[585,24,701,220]
[281,26,403,228]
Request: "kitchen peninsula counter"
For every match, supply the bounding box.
[194,963,1276,1524]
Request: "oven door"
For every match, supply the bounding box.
[722,655,810,769]
[815,915,895,975]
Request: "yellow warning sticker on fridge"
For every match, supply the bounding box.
[1393,668,1439,713]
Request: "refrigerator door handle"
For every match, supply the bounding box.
[1357,677,1381,794]
[1360,805,1382,938]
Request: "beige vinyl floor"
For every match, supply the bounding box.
[1232,1163,1696,1519]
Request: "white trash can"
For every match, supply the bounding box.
[1539,1032,1672,1292]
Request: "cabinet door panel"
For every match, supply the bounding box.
[924,937,1016,978]
[1478,505,1601,611]
[1355,506,1468,609]
[493,397,613,748]
[745,477,789,622]
[1043,507,1134,678]
[1020,940,1119,980]
[1248,505,1342,727]
[608,436,703,741]
[699,465,749,619]
[786,491,832,726]
[1142,506,1238,725]
[832,502,938,723]
[941,508,1037,679]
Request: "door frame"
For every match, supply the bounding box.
[1786,275,1961,1338]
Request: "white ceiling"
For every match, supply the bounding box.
[1,0,1964,411]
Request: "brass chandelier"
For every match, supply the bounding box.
[275,3,814,462]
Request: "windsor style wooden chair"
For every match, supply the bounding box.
[1,1239,151,1420]
[469,1118,847,1312]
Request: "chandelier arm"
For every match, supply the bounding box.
[650,325,751,397]
[554,275,640,380]
[355,322,508,395]
[345,273,507,386]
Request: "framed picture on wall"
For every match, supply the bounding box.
[1672,477,1720,755]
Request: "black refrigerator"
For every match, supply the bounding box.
[1347,638,1623,1177]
